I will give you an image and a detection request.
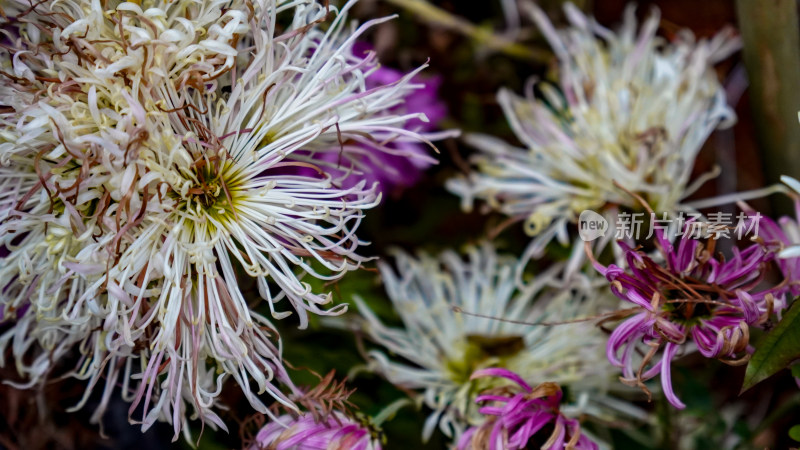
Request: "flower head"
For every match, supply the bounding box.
[357,243,613,439]
[447,2,738,254]
[458,368,597,450]
[251,411,380,450]
[248,370,381,450]
[590,218,785,408]
[0,0,441,437]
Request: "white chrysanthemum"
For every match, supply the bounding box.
[356,243,616,440]
[447,3,739,256]
[0,0,444,438]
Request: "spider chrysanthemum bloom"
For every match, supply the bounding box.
[457,368,597,450]
[250,411,380,450]
[447,2,739,256]
[0,0,444,437]
[247,371,381,450]
[356,243,615,440]
[589,222,786,409]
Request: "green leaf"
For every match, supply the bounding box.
[793,363,800,379]
[790,425,800,442]
[741,299,800,393]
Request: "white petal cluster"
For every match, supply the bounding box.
[447,3,738,254]
[356,243,615,440]
[0,0,437,438]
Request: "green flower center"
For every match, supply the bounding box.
[445,334,525,384]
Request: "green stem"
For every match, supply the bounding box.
[658,394,675,448]
[384,0,550,62]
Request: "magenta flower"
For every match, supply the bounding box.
[457,368,597,450]
[589,223,785,409]
[247,370,379,450]
[251,411,380,450]
[350,42,446,193]
[287,43,447,195]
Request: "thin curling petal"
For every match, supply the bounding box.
[660,343,686,409]
[469,367,532,392]
[447,2,737,263]
[0,0,444,438]
[294,42,450,195]
[252,412,380,450]
[458,369,598,450]
[592,213,785,409]
[356,243,615,440]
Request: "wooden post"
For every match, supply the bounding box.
[735,0,800,194]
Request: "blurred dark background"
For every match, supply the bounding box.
[3,1,800,449]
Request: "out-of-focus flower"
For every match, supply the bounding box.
[457,368,597,450]
[356,243,614,440]
[447,2,739,257]
[589,219,785,409]
[290,42,448,195]
[355,44,447,193]
[0,0,443,438]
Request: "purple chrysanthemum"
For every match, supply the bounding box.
[353,42,447,189]
[457,368,597,450]
[589,222,786,409]
[287,42,448,195]
[251,411,379,450]
[246,370,380,450]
